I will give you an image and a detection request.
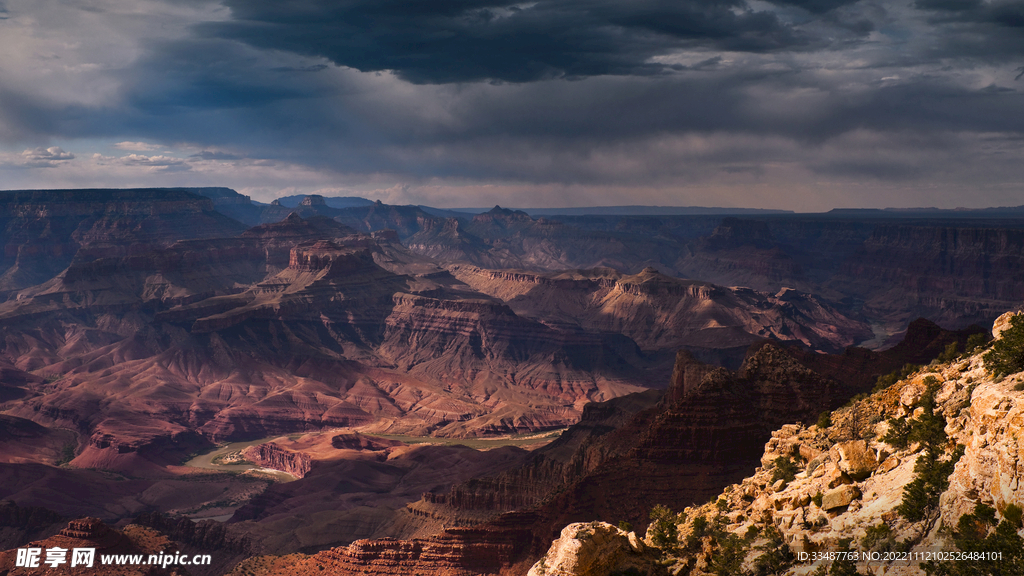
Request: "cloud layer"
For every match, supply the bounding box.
[0,0,1020,209]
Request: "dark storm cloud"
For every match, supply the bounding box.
[765,0,862,15]
[122,39,315,112]
[4,0,1023,207]
[917,0,1024,28]
[202,0,806,84]
[912,0,1024,60]
[84,24,1020,188]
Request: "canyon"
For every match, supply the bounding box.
[1,187,1021,576]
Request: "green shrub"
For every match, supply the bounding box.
[897,445,965,521]
[861,522,894,552]
[617,520,633,532]
[873,363,922,393]
[909,380,947,449]
[709,532,748,576]
[649,505,678,549]
[984,315,1024,376]
[752,524,795,576]
[771,456,798,486]
[923,502,1024,575]
[1003,503,1023,528]
[964,332,989,354]
[817,411,832,429]
[881,417,911,449]
[938,341,960,363]
[811,492,823,507]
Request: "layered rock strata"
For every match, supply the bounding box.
[532,310,1024,576]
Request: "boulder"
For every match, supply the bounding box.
[528,522,667,576]
[877,455,900,474]
[822,485,861,511]
[992,311,1019,339]
[836,440,878,480]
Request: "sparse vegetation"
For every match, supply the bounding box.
[891,377,965,522]
[860,522,895,552]
[839,401,877,441]
[897,444,964,521]
[1002,502,1023,528]
[922,502,1024,575]
[984,314,1024,376]
[683,514,708,552]
[937,341,960,363]
[882,378,947,451]
[770,456,797,487]
[881,416,911,448]
[816,411,832,429]
[56,441,77,466]
[964,332,989,354]
[648,505,679,549]
[873,363,921,393]
[617,520,633,532]
[708,532,747,576]
[752,523,796,576]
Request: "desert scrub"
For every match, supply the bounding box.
[770,456,797,487]
[922,502,1024,575]
[984,314,1024,376]
[897,444,964,521]
[882,378,946,450]
[873,363,922,393]
[816,411,832,429]
[1001,502,1023,528]
[56,441,77,466]
[752,523,796,576]
[894,379,965,522]
[937,341,961,363]
[860,522,895,552]
[964,332,989,354]
[648,504,679,549]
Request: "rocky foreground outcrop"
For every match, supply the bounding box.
[529,311,1024,575]
[0,517,186,575]
[526,522,664,576]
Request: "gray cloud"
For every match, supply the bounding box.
[203,0,809,84]
[0,0,1021,210]
[17,146,75,167]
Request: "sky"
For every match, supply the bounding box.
[0,0,1021,211]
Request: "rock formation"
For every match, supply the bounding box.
[527,522,665,576]
[240,443,312,478]
[528,310,1024,575]
[0,516,187,575]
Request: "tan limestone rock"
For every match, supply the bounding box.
[836,440,879,480]
[877,455,900,474]
[992,311,1019,339]
[824,465,853,488]
[821,485,861,510]
[528,521,667,576]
